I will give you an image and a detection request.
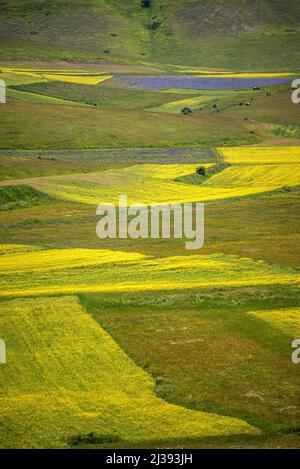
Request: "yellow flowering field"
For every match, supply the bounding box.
[0,67,113,86]
[42,74,113,85]
[160,64,295,77]
[249,308,300,337]
[0,296,258,448]
[0,248,144,274]
[195,72,296,78]
[0,246,298,297]
[206,164,300,188]
[121,163,213,179]
[219,146,300,165]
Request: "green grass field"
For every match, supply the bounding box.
[0,0,299,450]
[10,80,193,110]
[0,100,258,150]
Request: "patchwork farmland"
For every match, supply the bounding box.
[0,0,299,451]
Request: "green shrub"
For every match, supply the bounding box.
[141,0,151,7]
[68,432,120,447]
[196,166,206,177]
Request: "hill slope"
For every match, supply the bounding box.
[0,0,300,69]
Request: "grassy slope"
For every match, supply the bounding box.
[11,80,193,110]
[0,102,257,149]
[0,1,300,69]
[0,185,52,210]
[0,155,129,180]
[0,0,148,63]
[147,0,300,70]
[15,78,195,110]
[196,86,300,125]
[7,87,86,105]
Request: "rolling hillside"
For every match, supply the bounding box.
[1,0,300,69]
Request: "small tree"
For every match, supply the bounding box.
[196,166,206,177]
[141,0,151,7]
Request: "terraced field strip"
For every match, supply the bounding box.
[194,73,297,78]
[0,247,144,273]
[7,88,85,106]
[0,246,298,297]
[0,68,113,86]
[159,65,297,77]
[0,71,47,86]
[41,74,113,85]
[1,149,299,205]
[205,163,300,188]
[218,146,300,165]
[0,295,258,448]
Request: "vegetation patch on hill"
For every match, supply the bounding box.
[0,185,52,211]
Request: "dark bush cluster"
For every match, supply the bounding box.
[181,107,192,115]
[68,432,119,447]
[196,166,206,177]
[148,21,161,31]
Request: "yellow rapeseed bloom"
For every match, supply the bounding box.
[219,146,300,165]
